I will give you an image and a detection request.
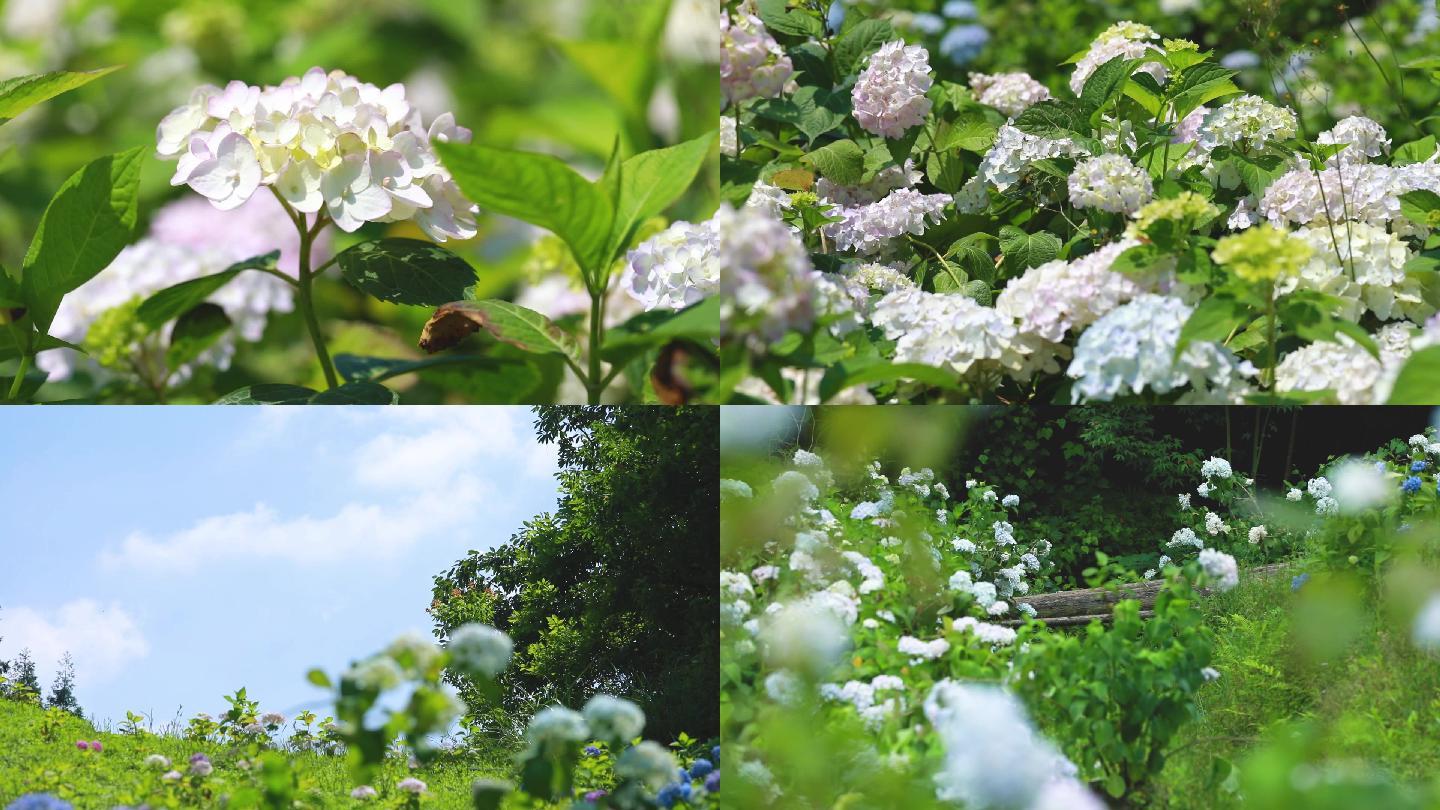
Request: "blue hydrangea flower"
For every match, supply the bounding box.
[1403,475,1422,493]
[826,1,845,35]
[910,13,945,35]
[6,796,74,810]
[1413,460,1429,472]
[583,745,601,757]
[1291,573,1310,592]
[939,24,990,65]
[689,758,715,779]
[711,745,720,762]
[943,0,979,18]
[705,770,720,792]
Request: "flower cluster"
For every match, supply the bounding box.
[824,188,951,254]
[157,68,478,239]
[1067,154,1155,214]
[1194,95,1298,153]
[851,40,933,139]
[719,204,819,344]
[968,71,1051,117]
[621,217,721,311]
[721,7,794,105]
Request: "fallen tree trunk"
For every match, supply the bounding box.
[1000,562,1290,627]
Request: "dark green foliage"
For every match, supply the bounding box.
[46,652,80,717]
[432,406,718,740]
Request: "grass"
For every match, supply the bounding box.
[0,700,528,808]
[1152,568,1440,808]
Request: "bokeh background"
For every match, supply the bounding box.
[0,0,719,402]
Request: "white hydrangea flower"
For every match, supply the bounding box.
[843,262,917,296]
[1201,457,1233,479]
[1316,495,1340,516]
[925,681,1079,809]
[1168,527,1202,549]
[1412,593,1440,652]
[525,707,589,754]
[721,9,794,105]
[1197,481,1213,498]
[1258,161,1434,228]
[720,479,754,500]
[1198,548,1239,590]
[1068,154,1154,214]
[616,741,678,791]
[720,115,739,157]
[852,40,934,139]
[1248,525,1267,544]
[744,180,795,219]
[968,71,1050,117]
[1002,494,1020,508]
[897,635,951,660]
[1308,476,1333,499]
[978,124,1090,192]
[718,204,820,343]
[1178,493,1191,509]
[1286,223,1429,323]
[1195,95,1298,153]
[1204,511,1227,535]
[871,287,1033,379]
[446,623,514,680]
[995,238,1155,345]
[817,161,923,208]
[1286,488,1303,501]
[1173,105,1209,144]
[1330,458,1395,513]
[761,601,850,673]
[1274,335,1395,404]
[582,695,646,744]
[157,68,478,239]
[953,616,1018,645]
[825,188,950,254]
[1317,116,1390,164]
[621,217,719,311]
[1067,294,1257,402]
[1071,22,1166,96]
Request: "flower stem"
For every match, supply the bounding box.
[586,291,605,405]
[1264,286,1278,391]
[296,222,339,390]
[6,352,30,400]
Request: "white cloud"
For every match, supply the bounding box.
[100,477,489,571]
[100,406,558,572]
[2,600,148,684]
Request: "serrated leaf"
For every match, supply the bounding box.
[1011,99,1090,141]
[0,66,121,125]
[418,299,582,367]
[1110,244,1168,274]
[832,19,894,74]
[1395,135,1438,166]
[1080,57,1134,114]
[436,141,612,278]
[1400,190,1440,225]
[601,297,719,358]
[818,360,962,402]
[21,147,145,334]
[802,139,865,185]
[769,168,814,191]
[937,112,998,153]
[610,131,716,259]
[1169,63,1241,120]
[337,238,477,306]
[998,226,1061,270]
[755,0,825,38]
[1176,295,1248,357]
[135,251,280,330]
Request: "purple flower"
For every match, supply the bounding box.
[74,741,88,751]
[90,741,102,753]
[705,770,720,792]
[6,795,74,810]
[583,790,607,802]
[189,753,210,765]
[584,745,602,757]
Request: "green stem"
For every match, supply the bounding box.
[7,352,30,400]
[1264,286,1278,391]
[296,222,339,390]
[586,290,605,405]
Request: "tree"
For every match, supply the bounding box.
[7,648,41,703]
[431,406,718,741]
[48,652,81,716]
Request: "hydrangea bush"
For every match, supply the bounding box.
[720,2,1440,404]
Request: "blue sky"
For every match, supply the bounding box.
[0,407,559,729]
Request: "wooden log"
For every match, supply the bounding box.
[998,562,1290,627]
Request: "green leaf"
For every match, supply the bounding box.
[21,146,145,334]
[337,238,477,307]
[752,86,848,143]
[832,19,894,74]
[1169,63,1241,120]
[306,669,332,689]
[818,361,961,402]
[936,112,998,153]
[215,384,319,405]
[601,297,719,361]
[0,66,121,125]
[925,150,966,193]
[1011,99,1090,141]
[755,0,825,38]
[436,142,612,278]
[309,381,398,405]
[135,252,280,329]
[1176,295,1247,356]
[1400,190,1440,226]
[165,303,231,370]
[1136,142,1192,179]
[556,40,653,123]
[1228,153,1286,196]
[999,226,1061,270]
[419,300,582,367]
[1393,136,1438,166]
[1388,345,1440,404]
[334,353,526,384]
[610,131,717,258]
[802,139,865,185]
[1080,57,1134,114]
[1110,244,1168,274]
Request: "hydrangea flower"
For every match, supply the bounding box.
[1274,334,1397,404]
[825,188,950,254]
[447,623,514,680]
[760,601,849,674]
[897,635,951,660]
[721,9,794,105]
[1195,95,1298,153]
[1169,527,1202,549]
[852,40,933,139]
[1403,475,1423,493]
[1286,223,1427,323]
[1317,116,1390,164]
[720,115,739,157]
[582,695,647,745]
[977,125,1090,192]
[1248,525,1267,544]
[1201,457,1233,479]
[816,161,922,208]
[396,777,427,794]
[871,288,1032,379]
[616,741,678,791]
[1067,294,1257,402]
[350,786,377,800]
[719,204,819,344]
[1070,22,1165,96]
[1198,548,1239,590]
[1287,488,1303,501]
[968,71,1050,117]
[157,68,477,239]
[620,217,719,311]
[1067,154,1154,214]
[1212,224,1313,284]
[525,707,589,755]
[1413,593,1440,652]
[5,795,74,810]
[995,238,1153,345]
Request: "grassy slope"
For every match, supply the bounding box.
[0,701,521,808]
[1153,571,1440,808]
